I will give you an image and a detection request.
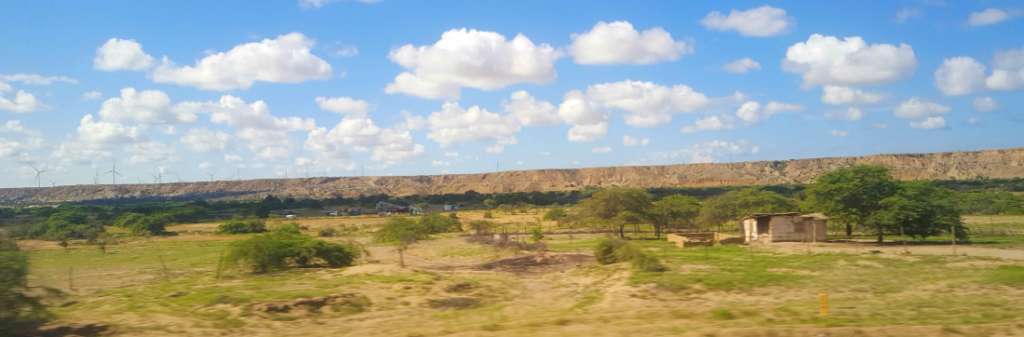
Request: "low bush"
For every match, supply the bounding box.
[217,219,267,234]
[112,213,171,236]
[593,238,666,272]
[374,218,430,243]
[318,227,340,237]
[225,230,359,273]
[419,213,462,233]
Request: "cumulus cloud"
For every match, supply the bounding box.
[821,85,882,105]
[734,101,803,124]
[75,114,142,145]
[558,90,608,142]
[583,80,709,127]
[503,90,560,126]
[784,34,917,87]
[622,135,650,147]
[315,96,370,115]
[830,130,849,137]
[681,115,735,133]
[985,47,1024,91]
[700,6,794,37]
[385,28,560,99]
[181,128,230,153]
[97,88,198,125]
[967,8,1018,26]
[305,114,424,167]
[934,56,986,96]
[426,102,520,152]
[973,97,998,112]
[723,58,761,74]
[569,21,692,65]
[94,38,155,71]
[206,95,315,159]
[152,32,333,91]
[0,91,43,113]
[0,74,77,85]
[128,141,176,164]
[894,97,950,129]
[591,146,612,154]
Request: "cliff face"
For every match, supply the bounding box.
[3,148,1024,205]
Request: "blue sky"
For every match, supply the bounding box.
[0,0,1022,188]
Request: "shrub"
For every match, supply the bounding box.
[593,238,666,272]
[468,220,495,236]
[225,231,359,273]
[483,211,494,219]
[15,209,103,240]
[272,223,303,234]
[318,227,340,237]
[530,227,544,242]
[112,213,170,236]
[543,207,568,221]
[217,219,267,234]
[419,213,461,233]
[374,218,430,243]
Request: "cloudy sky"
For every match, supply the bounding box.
[1,1,1022,187]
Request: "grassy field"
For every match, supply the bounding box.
[20,210,1024,337]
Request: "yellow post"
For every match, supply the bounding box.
[819,292,829,317]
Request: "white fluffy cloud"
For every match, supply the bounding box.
[181,128,230,153]
[830,130,849,137]
[206,95,315,159]
[784,34,917,87]
[94,38,155,71]
[385,28,560,99]
[426,102,520,152]
[622,135,650,147]
[681,115,735,133]
[591,146,612,154]
[821,85,882,105]
[723,58,761,74]
[973,97,998,112]
[0,74,77,85]
[934,57,987,96]
[700,6,794,37]
[152,33,333,91]
[128,141,176,164]
[97,88,198,125]
[894,97,950,129]
[75,114,142,145]
[315,96,370,115]
[967,8,1018,26]
[0,91,43,113]
[986,47,1024,91]
[734,101,803,123]
[305,113,424,167]
[584,80,709,127]
[503,90,560,126]
[569,21,692,65]
[558,90,608,142]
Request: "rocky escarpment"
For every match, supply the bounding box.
[2,148,1024,205]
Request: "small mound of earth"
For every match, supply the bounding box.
[477,253,593,273]
[426,297,481,310]
[252,293,370,315]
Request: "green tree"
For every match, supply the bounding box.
[647,195,701,238]
[543,207,568,222]
[697,188,797,230]
[872,182,967,241]
[225,230,359,273]
[577,188,652,238]
[805,165,899,240]
[483,198,498,209]
[374,218,429,267]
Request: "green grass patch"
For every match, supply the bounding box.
[983,265,1024,287]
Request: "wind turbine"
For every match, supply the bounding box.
[152,171,163,184]
[105,162,122,185]
[93,168,100,185]
[29,164,47,188]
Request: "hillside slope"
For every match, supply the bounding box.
[3,148,1024,205]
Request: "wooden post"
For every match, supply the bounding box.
[950,223,957,256]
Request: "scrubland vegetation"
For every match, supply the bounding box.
[2,168,1024,336]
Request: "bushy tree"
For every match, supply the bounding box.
[217,218,268,234]
[697,188,796,230]
[593,238,665,272]
[374,218,429,267]
[873,182,967,241]
[418,213,462,233]
[16,208,103,240]
[543,207,568,222]
[647,195,700,238]
[225,229,359,273]
[577,188,652,238]
[805,165,899,239]
[112,213,170,236]
[468,220,496,236]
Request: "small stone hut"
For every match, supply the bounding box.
[741,212,828,243]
